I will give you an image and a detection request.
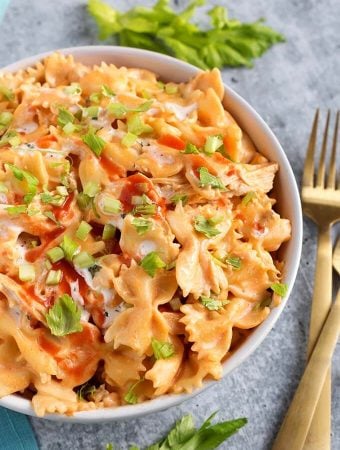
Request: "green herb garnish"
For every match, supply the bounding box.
[88,0,284,69]
[170,193,188,205]
[140,251,166,277]
[198,167,226,190]
[242,191,256,206]
[45,294,83,337]
[151,338,175,360]
[194,215,221,239]
[82,131,106,157]
[200,296,228,311]
[131,217,152,235]
[270,282,288,297]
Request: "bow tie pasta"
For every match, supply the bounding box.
[0,53,291,416]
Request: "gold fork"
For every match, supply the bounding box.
[273,110,340,450]
[301,110,340,450]
[272,241,340,450]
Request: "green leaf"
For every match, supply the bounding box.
[82,131,106,157]
[151,338,175,360]
[270,282,288,297]
[198,167,226,191]
[140,251,166,277]
[87,0,284,70]
[200,296,228,311]
[194,215,221,239]
[180,417,247,450]
[45,294,83,337]
[131,217,152,235]
[87,0,121,39]
[225,256,242,270]
[43,211,61,226]
[5,163,38,187]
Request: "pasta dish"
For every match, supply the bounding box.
[0,53,291,416]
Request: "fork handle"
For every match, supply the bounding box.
[304,224,332,450]
[272,290,340,450]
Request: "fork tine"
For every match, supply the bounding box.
[316,110,331,187]
[303,109,319,187]
[326,110,339,189]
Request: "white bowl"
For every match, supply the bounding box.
[0,46,303,422]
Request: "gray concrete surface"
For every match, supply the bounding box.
[0,0,339,449]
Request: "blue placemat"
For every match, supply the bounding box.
[0,2,39,447]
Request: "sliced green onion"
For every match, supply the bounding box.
[106,103,128,118]
[183,143,199,154]
[0,182,8,193]
[57,108,74,128]
[77,192,91,210]
[204,135,223,155]
[73,251,96,269]
[63,122,79,135]
[46,246,64,263]
[131,217,152,235]
[40,192,65,206]
[5,205,27,215]
[82,131,106,157]
[75,221,92,241]
[270,282,288,297]
[102,196,122,214]
[0,86,14,101]
[84,106,99,119]
[102,223,116,240]
[56,185,68,196]
[140,252,166,277]
[60,236,79,261]
[200,295,228,311]
[101,85,115,97]
[132,204,156,216]
[0,111,13,128]
[90,92,101,103]
[121,132,137,147]
[165,84,178,94]
[151,338,175,359]
[83,181,100,198]
[46,270,62,286]
[63,84,81,95]
[170,193,188,205]
[242,191,256,206]
[127,114,153,136]
[0,131,20,147]
[19,264,35,282]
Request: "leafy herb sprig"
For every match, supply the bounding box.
[88,0,284,70]
[105,411,247,449]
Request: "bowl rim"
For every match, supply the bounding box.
[0,45,303,422]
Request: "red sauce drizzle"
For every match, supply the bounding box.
[100,154,125,179]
